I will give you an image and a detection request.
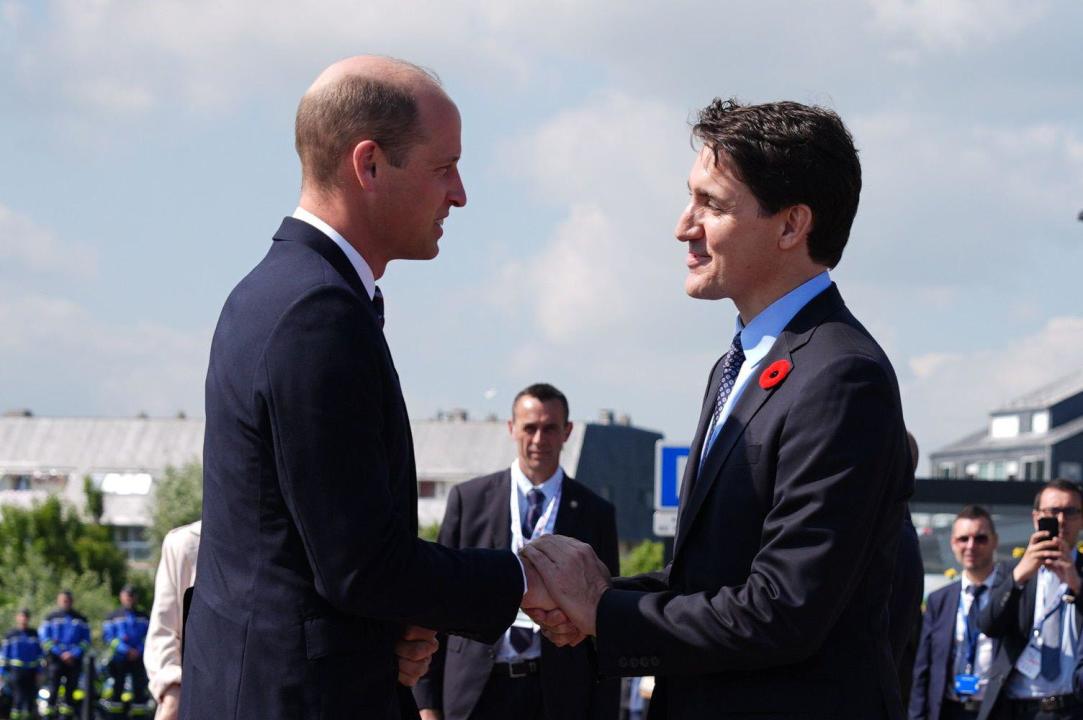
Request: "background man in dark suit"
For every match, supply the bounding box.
[524,98,912,719]
[977,479,1083,720]
[414,383,620,720]
[911,505,1003,720]
[182,56,550,720]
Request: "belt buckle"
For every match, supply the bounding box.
[1039,696,1061,712]
[508,662,528,678]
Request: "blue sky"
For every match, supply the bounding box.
[1,0,1081,469]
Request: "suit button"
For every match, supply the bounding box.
[618,657,628,668]
[629,657,639,668]
[640,656,650,666]
[651,657,660,667]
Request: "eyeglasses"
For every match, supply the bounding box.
[1038,507,1082,518]
[952,534,991,545]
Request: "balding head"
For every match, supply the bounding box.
[295,55,443,192]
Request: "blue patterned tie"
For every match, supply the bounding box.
[510,489,546,654]
[702,334,745,458]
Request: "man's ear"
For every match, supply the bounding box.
[777,204,813,252]
[352,140,380,191]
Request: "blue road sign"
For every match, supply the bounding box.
[655,443,690,510]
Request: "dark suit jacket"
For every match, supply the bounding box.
[594,285,912,719]
[893,509,925,709]
[909,570,1004,720]
[976,555,1083,720]
[413,470,621,720]
[182,218,524,720]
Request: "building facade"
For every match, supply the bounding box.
[929,371,1083,482]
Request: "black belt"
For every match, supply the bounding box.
[491,660,540,678]
[1011,695,1080,713]
[945,697,983,712]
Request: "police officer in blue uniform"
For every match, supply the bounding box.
[101,585,150,715]
[2,608,44,719]
[39,590,90,717]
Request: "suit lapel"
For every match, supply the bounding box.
[487,470,513,551]
[672,356,727,550]
[553,476,580,538]
[937,583,962,661]
[672,286,843,560]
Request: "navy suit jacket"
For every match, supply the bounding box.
[182,218,524,720]
[909,572,1004,720]
[595,285,912,719]
[413,470,621,720]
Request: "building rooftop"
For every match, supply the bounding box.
[995,370,1083,413]
[932,414,1083,457]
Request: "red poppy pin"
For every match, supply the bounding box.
[759,360,792,390]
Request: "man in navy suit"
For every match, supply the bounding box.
[910,506,1003,720]
[414,383,620,720]
[977,479,1083,720]
[524,99,912,719]
[182,56,549,720]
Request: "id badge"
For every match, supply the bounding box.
[511,608,538,631]
[954,673,980,696]
[1015,644,1042,680]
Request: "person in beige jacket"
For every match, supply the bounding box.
[143,520,200,720]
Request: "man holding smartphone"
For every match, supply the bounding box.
[978,479,1083,720]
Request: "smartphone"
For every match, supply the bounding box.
[1038,516,1059,542]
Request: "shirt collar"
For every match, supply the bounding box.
[292,207,376,300]
[510,460,564,500]
[962,566,998,592]
[734,271,831,368]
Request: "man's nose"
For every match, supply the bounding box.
[674,206,700,242]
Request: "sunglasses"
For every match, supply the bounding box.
[952,534,990,545]
[1038,507,1082,518]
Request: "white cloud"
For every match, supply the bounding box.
[868,0,1050,53]
[0,291,211,416]
[0,203,97,279]
[489,92,691,344]
[902,315,1083,460]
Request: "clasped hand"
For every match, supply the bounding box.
[519,534,612,647]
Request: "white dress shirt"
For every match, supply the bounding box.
[292,207,376,300]
[947,568,998,701]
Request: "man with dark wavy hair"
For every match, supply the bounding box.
[525,99,912,719]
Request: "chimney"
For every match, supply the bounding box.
[598,409,615,425]
[3,408,33,417]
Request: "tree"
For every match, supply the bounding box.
[0,497,128,637]
[620,539,665,576]
[83,475,104,524]
[149,462,203,562]
[419,522,441,542]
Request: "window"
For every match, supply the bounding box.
[990,415,1020,439]
[1059,463,1083,482]
[937,463,955,479]
[1023,458,1045,481]
[1032,411,1050,434]
[2,474,32,490]
[112,526,151,562]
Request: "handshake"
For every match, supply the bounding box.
[396,535,612,687]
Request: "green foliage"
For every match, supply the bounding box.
[620,539,665,576]
[419,522,441,542]
[83,475,104,524]
[0,498,129,641]
[150,462,203,562]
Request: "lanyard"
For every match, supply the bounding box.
[509,482,561,553]
[1031,585,1066,642]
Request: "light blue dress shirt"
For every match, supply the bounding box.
[702,271,831,459]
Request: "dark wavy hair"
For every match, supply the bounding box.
[692,98,862,268]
